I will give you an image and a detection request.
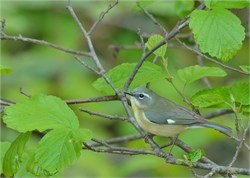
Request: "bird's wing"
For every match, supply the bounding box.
[144,98,202,125]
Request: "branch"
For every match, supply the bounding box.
[88,134,143,147]
[197,49,212,88]
[176,39,249,75]
[83,136,250,175]
[65,95,118,104]
[88,0,119,35]
[80,107,129,122]
[74,56,98,73]
[203,109,234,119]
[136,2,168,34]
[66,4,105,74]
[0,33,91,57]
[227,120,250,168]
[67,1,166,156]
[0,98,15,106]
[67,3,121,95]
[123,3,205,91]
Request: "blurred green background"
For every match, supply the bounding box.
[1,0,249,177]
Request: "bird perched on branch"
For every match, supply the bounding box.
[125,86,231,137]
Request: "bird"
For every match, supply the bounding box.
[125,86,232,137]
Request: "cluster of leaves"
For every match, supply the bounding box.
[181,149,205,166]
[1,95,92,177]
[192,81,250,113]
[1,0,249,177]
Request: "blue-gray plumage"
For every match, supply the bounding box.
[125,86,231,137]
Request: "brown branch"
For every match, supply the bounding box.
[80,107,129,122]
[203,109,234,119]
[83,136,250,175]
[65,95,119,104]
[0,33,91,57]
[176,39,250,75]
[74,56,98,73]
[67,1,165,156]
[123,3,205,91]
[88,134,143,147]
[227,120,250,168]
[0,99,15,106]
[88,0,119,35]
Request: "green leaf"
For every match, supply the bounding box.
[0,142,11,174]
[239,65,250,73]
[205,0,249,9]
[2,132,31,177]
[191,87,231,108]
[177,65,227,84]
[175,0,194,18]
[146,34,167,57]
[230,81,250,105]
[76,128,93,142]
[35,128,83,172]
[3,94,79,132]
[14,151,38,178]
[26,153,57,177]
[189,9,245,62]
[0,65,12,76]
[92,62,164,94]
[187,149,205,163]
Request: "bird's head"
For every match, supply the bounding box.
[125,86,156,109]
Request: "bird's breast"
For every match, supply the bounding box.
[130,98,186,137]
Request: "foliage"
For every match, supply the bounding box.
[1,0,249,177]
[177,65,227,84]
[182,149,205,166]
[146,34,167,57]
[189,8,245,62]
[191,81,250,113]
[2,133,30,177]
[204,0,249,9]
[2,95,92,176]
[3,94,79,132]
[92,62,164,94]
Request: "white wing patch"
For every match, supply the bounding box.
[167,119,175,124]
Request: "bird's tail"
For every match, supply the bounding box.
[194,122,232,136]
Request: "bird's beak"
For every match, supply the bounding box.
[124,91,133,96]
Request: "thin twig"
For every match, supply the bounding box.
[123,2,200,91]
[0,99,15,106]
[204,109,234,119]
[67,5,105,74]
[88,0,119,35]
[0,34,91,57]
[136,2,168,34]
[84,138,154,155]
[197,49,212,88]
[192,169,216,178]
[228,120,250,167]
[80,107,129,122]
[67,3,121,95]
[19,88,31,98]
[88,134,143,147]
[74,56,98,73]
[176,39,249,75]
[65,95,119,104]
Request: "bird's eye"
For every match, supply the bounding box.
[138,94,145,99]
